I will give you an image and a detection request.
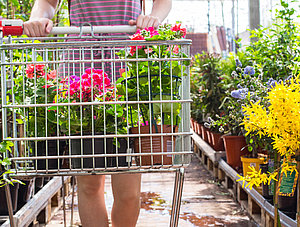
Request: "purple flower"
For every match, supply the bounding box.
[231,88,249,99]
[244,66,255,75]
[70,75,80,83]
[267,78,278,88]
[235,59,242,67]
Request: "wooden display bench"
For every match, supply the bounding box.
[0,176,71,227]
[192,131,226,179]
[192,131,297,227]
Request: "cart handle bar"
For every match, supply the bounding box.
[0,19,137,37]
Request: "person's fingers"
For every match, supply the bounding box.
[32,21,41,37]
[23,23,30,37]
[45,20,53,34]
[128,20,137,26]
[24,18,52,37]
[136,15,144,29]
[141,15,150,29]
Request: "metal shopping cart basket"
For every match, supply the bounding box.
[0,20,192,227]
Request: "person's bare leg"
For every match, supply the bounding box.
[111,174,141,227]
[77,175,109,227]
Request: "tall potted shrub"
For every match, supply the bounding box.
[238,76,300,224]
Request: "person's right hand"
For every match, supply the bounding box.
[23,18,53,37]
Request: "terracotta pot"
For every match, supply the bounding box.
[197,123,202,137]
[223,135,247,169]
[210,132,225,151]
[131,125,178,166]
[201,125,209,143]
[206,130,212,146]
[190,118,194,131]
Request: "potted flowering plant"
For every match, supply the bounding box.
[217,59,267,171]
[238,76,300,222]
[116,24,189,165]
[58,68,128,168]
[7,63,66,171]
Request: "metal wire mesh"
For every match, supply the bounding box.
[0,33,192,177]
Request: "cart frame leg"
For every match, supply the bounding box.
[5,184,15,227]
[169,168,185,227]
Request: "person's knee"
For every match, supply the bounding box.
[115,190,141,207]
[77,176,104,195]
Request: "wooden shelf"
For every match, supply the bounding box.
[1,176,70,227]
[192,132,297,227]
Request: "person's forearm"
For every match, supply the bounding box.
[150,0,172,22]
[30,0,58,20]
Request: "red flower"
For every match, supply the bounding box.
[26,64,46,79]
[47,70,57,80]
[171,24,187,38]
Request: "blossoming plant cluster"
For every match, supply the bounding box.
[237,76,300,189]
[117,23,189,127]
[9,64,59,137]
[214,60,268,138]
[58,68,127,135]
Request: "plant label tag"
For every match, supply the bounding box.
[126,148,132,163]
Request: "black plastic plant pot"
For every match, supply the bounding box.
[0,183,19,215]
[34,177,44,193]
[33,140,67,170]
[278,184,297,213]
[259,163,273,200]
[70,136,129,169]
[17,177,35,209]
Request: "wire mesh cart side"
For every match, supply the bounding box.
[0,24,192,227]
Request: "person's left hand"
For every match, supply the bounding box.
[129,15,160,29]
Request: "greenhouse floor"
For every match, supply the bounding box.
[45,155,257,227]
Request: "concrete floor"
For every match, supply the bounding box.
[47,155,257,227]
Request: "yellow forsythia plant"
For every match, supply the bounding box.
[237,76,300,189]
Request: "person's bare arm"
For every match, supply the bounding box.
[24,0,58,37]
[129,0,172,29]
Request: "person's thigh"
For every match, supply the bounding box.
[111,174,141,200]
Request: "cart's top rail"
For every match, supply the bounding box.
[0,20,192,46]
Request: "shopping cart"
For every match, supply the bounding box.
[0,20,192,227]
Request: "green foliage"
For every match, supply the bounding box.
[245,0,300,80]
[191,52,226,121]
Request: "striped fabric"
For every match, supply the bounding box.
[70,0,141,26]
[63,0,142,79]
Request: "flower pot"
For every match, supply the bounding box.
[197,123,202,137]
[190,118,195,131]
[278,186,297,213]
[71,135,128,169]
[241,156,265,177]
[201,125,209,143]
[131,125,177,166]
[260,163,273,200]
[34,140,67,170]
[223,135,247,169]
[17,177,35,209]
[210,132,225,151]
[0,183,19,215]
[35,177,44,193]
[206,130,212,146]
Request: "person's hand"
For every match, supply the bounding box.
[24,18,53,37]
[129,15,161,29]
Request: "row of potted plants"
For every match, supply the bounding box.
[190,0,300,221]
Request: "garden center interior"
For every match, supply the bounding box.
[0,0,299,226]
